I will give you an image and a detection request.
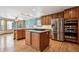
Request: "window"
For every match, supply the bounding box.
[7,21,13,30]
[0,20,5,31]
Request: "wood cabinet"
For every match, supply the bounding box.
[58,12,64,18]
[25,30,31,45]
[64,9,71,19]
[64,19,78,43]
[64,7,79,43]
[14,29,25,40]
[31,31,50,51]
[64,7,79,19]
[41,11,64,25]
[41,16,46,25]
[25,30,50,51]
[31,33,40,50]
[41,15,52,25]
[78,18,79,43]
[52,13,58,18]
[52,12,64,18]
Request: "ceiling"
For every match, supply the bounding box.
[0,6,74,20]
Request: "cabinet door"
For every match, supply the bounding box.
[70,7,78,18]
[78,18,79,43]
[25,31,31,45]
[41,16,46,25]
[41,15,52,25]
[16,30,22,39]
[32,33,40,50]
[64,7,79,19]
[22,30,25,38]
[78,7,79,18]
[40,32,49,49]
[48,15,52,24]
[58,12,64,18]
[53,14,58,18]
[45,16,49,25]
[64,9,71,19]
[41,16,49,25]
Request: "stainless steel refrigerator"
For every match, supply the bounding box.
[51,18,64,41]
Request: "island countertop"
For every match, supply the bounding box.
[25,29,50,33]
[14,28,50,32]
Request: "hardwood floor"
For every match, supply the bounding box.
[0,33,15,52]
[15,39,79,52]
[0,33,79,52]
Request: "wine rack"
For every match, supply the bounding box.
[64,19,78,42]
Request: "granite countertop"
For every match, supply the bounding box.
[26,29,50,33]
[14,25,51,33]
[14,25,51,30]
[14,28,50,33]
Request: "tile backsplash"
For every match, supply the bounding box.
[25,18,37,28]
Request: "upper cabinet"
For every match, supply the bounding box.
[41,16,46,25]
[64,9,71,19]
[64,7,79,19]
[52,13,58,18]
[41,15,52,25]
[41,11,64,25]
[52,12,64,18]
[41,7,79,25]
[58,12,64,18]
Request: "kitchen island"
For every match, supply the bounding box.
[25,29,50,51]
[14,28,25,40]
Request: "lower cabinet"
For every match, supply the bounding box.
[31,33,40,50]
[25,30,50,51]
[14,29,25,40]
[31,31,50,51]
